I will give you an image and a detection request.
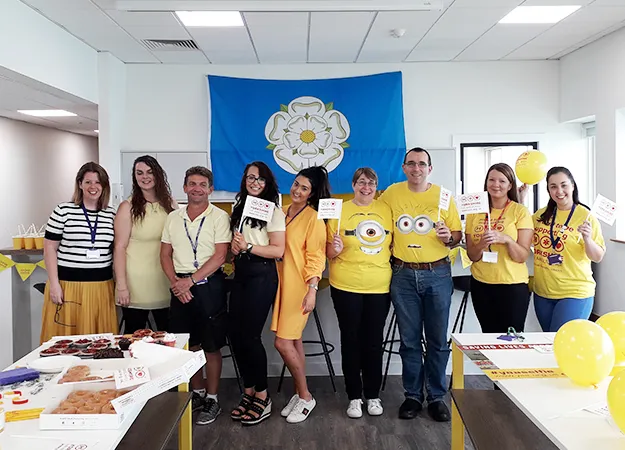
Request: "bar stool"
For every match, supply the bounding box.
[277,277,336,393]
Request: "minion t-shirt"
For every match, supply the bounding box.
[327,200,393,294]
[379,182,462,263]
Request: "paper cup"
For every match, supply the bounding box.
[23,237,35,250]
[35,236,44,249]
[12,237,23,250]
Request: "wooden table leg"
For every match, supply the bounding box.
[451,341,465,450]
[179,343,192,450]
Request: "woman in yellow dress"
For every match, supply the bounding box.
[114,155,176,333]
[271,166,330,424]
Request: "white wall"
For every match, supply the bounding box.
[560,27,625,315]
[0,117,99,247]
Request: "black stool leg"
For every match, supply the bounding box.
[381,312,397,392]
[147,313,156,332]
[313,309,336,392]
[119,315,125,334]
[226,338,243,394]
[277,364,287,393]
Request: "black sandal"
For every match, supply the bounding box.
[241,396,272,426]
[230,393,254,420]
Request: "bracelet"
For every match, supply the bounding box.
[190,275,197,285]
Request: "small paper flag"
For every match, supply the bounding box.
[449,247,460,265]
[15,263,36,281]
[0,253,15,273]
[36,260,46,270]
[460,248,472,269]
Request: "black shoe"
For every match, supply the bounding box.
[398,398,422,420]
[192,392,205,412]
[197,398,222,425]
[427,401,451,422]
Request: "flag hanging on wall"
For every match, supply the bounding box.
[208,72,407,194]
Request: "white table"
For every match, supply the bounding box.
[450,332,625,450]
[0,333,191,450]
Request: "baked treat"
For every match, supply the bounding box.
[51,343,70,350]
[94,338,111,344]
[101,402,116,414]
[55,339,73,345]
[61,348,80,355]
[68,365,90,375]
[53,405,78,414]
[77,404,101,414]
[163,333,176,347]
[93,348,124,359]
[40,348,60,357]
[89,343,110,350]
[79,348,99,358]
[70,390,94,401]
[132,329,152,338]
[151,331,166,340]
[118,338,131,350]
[73,339,93,348]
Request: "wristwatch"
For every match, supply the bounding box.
[308,283,318,291]
[245,243,253,253]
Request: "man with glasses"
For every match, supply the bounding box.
[160,166,232,425]
[379,148,462,422]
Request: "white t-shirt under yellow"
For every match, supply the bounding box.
[241,206,286,246]
[465,202,533,285]
[327,200,393,294]
[379,182,462,263]
[532,205,605,299]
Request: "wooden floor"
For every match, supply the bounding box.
[165,375,492,450]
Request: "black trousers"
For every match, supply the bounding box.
[470,277,530,333]
[121,307,169,334]
[229,255,278,393]
[331,286,391,400]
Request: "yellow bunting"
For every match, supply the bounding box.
[449,247,460,265]
[0,254,15,273]
[223,263,234,277]
[484,368,566,380]
[5,407,45,422]
[459,248,472,269]
[14,263,36,281]
[36,260,46,271]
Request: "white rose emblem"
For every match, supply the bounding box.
[265,96,350,173]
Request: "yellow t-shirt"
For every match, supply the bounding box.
[532,205,605,299]
[379,182,462,263]
[466,202,533,285]
[161,204,232,273]
[326,200,393,294]
[241,206,286,246]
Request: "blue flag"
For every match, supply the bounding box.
[208,72,406,194]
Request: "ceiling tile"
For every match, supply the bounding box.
[187,28,258,64]
[308,12,375,63]
[151,51,209,64]
[357,10,443,62]
[244,12,308,63]
[405,48,460,61]
[522,0,593,5]
[103,10,181,27]
[451,0,522,6]
[122,25,191,40]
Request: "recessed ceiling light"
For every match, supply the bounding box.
[17,109,77,117]
[175,11,244,27]
[499,6,581,24]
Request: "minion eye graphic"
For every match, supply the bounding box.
[397,214,414,234]
[413,215,433,235]
[345,216,390,256]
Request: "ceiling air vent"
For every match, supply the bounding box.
[141,39,199,51]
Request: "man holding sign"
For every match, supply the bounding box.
[532,167,606,332]
[379,148,462,423]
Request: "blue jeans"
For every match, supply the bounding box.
[533,294,594,332]
[390,263,453,404]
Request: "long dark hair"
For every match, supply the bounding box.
[484,163,519,207]
[538,166,590,224]
[296,166,331,212]
[231,161,280,232]
[130,155,175,222]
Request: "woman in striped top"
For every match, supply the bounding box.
[40,162,118,343]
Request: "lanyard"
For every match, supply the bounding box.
[550,204,576,249]
[81,204,99,248]
[286,205,306,228]
[184,216,206,269]
[485,200,511,230]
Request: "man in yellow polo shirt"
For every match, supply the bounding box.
[160,166,232,426]
[379,148,462,423]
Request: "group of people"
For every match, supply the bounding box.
[39,147,604,429]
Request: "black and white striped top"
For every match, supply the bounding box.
[45,202,116,282]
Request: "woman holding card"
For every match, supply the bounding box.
[465,163,533,333]
[326,167,393,419]
[532,167,605,332]
[229,161,285,426]
[271,166,330,424]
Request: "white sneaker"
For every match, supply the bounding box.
[286,397,316,423]
[367,398,383,416]
[346,399,363,418]
[280,394,300,417]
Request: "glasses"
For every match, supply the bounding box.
[355,180,377,188]
[404,161,430,168]
[54,300,82,328]
[246,175,266,185]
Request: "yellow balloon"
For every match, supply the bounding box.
[515,150,548,185]
[554,319,615,387]
[608,369,625,433]
[597,311,625,364]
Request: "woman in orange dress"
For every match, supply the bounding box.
[271,166,330,424]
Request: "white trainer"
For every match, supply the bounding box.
[346,399,363,418]
[367,398,383,416]
[280,394,300,417]
[286,397,316,423]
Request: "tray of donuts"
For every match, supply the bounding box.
[56,364,116,386]
[39,381,135,429]
[40,337,119,359]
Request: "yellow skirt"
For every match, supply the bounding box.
[40,280,119,344]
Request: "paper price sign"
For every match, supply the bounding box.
[590,194,617,226]
[456,192,489,215]
[439,187,452,212]
[242,196,275,222]
[317,199,343,220]
[114,366,150,389]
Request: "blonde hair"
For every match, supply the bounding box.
[72,162,111,210]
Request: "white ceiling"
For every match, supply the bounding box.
[0,67,98,136]
[18,0,625,64]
